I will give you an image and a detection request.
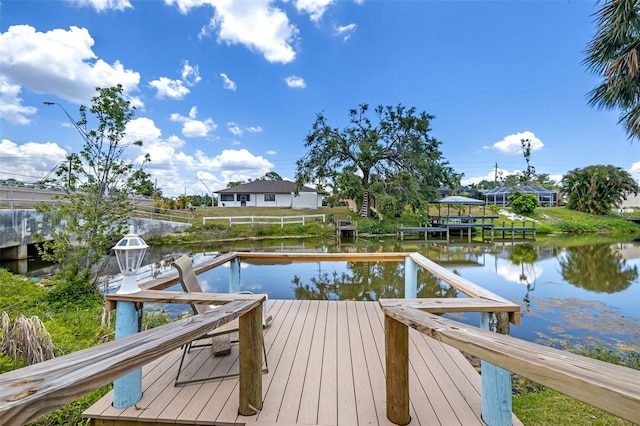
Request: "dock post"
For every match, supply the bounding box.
[480,312,512,425]
[113,301,143,408]
[404,256,417,298]
[229,257,241,293]
[239,303,263,416]
[385,314,410,425]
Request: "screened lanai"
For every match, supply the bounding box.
[484,185,558,207]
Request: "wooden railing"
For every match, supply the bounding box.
[1,251,637,426]
[0,295,265,425]
[380,300,640,425]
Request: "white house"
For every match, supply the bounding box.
[215,180,323,209]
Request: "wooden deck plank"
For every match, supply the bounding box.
[297,301,328,425]
[347,300,379,425]
[277,301,320,423]
[364,301,424,425]
[336,300,358,425]
[354,301,390,425]
[316,300,338,426]
[409,332,479,425]
[257,300,312,423]
[217,299,299,424]
[84,300,518,426]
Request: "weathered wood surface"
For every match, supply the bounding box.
[239,303,263,415]
[0,299,262,426]
[382,305,640,424]
[105,289,264,311]
[408,253,521,324]
[85,300,506,425]
[385,315,409,425]
[379,297,520,314]
[237,251,408,262]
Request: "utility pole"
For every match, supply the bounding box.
[494,162,498,183]
[197,178,216,207]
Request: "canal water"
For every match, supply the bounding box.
[4,236,639,352]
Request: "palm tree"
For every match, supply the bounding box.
[584,0,640,140]
[561,164,639,215]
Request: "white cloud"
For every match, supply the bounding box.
[150,61,201,99]
[285,75,306,88]
[66,0,133,12]
[630,161,640,183]
[246,125,263,133]
[150,77,190,100]
[495,260,543,285]
[0,138,68,182]
[0,25,142,108]
[0,80,37,124]
[170,106,217,138]
[209,148,273,172]
[123,117,163,146]
[334,23,356,41]
[220,72,237,90]
[167,0,299,64]
[294,0,334,22]
[265,150,276,155]
[181,61,201,85]
[227,122,243,136]
[484,131,543,155]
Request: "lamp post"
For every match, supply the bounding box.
[111,226,148,408]
[42,101,91,144]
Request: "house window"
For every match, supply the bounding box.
[264,193,275,202]
[220,194,234,202]
[236,194,250,201]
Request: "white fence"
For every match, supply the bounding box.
[202,214,326,227]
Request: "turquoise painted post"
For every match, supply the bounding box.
[404,256,417,299]
[229,257,241,293]
[113,301,142,408]
[480,312,512,426]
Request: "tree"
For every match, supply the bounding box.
[37,85,149,301]
[561,164,639,215]
[520,138,535,184]
[227,181,245,187]
[262,171,283,181]
[128,168,158,197]
[584,0,640,140]
[295,104,455,218]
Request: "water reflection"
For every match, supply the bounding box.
[558,243,638,293]
[292,261,457,301]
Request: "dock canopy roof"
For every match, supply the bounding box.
[431,195,485,205]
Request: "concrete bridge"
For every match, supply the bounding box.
[0,209,191,267]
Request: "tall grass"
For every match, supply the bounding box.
[1,311,54,366]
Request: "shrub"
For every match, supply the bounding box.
[508,191,538,216]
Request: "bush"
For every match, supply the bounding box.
[508,191,538,216]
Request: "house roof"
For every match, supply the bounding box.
[215,180,320,194]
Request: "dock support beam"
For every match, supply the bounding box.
[385,314,410,425]
[480,312,512,426]
[404,257,417,299]
[229,257,241,293]
[113,301,143,408]
[239,304,263,416]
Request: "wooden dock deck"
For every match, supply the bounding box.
[84,299,522,425]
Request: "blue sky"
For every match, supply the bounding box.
[1,0,638,197]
